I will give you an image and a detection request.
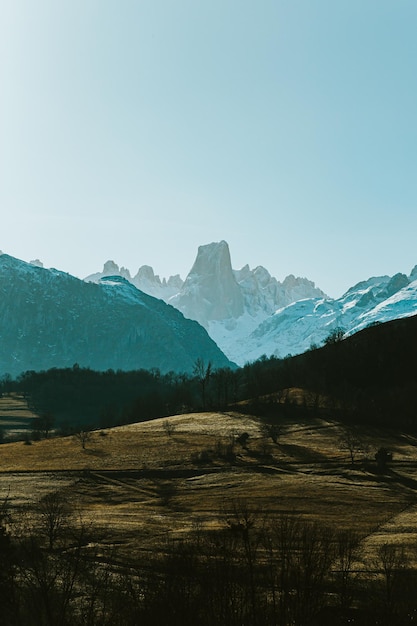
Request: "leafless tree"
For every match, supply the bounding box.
[333,529,360,611]
[193,358,212,410]
[261,421,283,444]
[163,419,176,437]
[377,541,407,617]
[38,491,70,550]
[32,413,55,440]
[74,429,92,450]
[339,427,364,466]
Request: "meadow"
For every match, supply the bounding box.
[2,392,417,624]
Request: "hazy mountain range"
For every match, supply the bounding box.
[1,242,416,378]
[85,241,417,364]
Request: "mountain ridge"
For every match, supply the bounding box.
[85,241,327,361]
[0,254,233,377]
[4,243,417,371]
[85,241,417,364]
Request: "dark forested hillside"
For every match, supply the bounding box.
[3,314,417,433]
[241,315,417,429]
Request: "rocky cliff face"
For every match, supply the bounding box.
[85,241,328,361]
[83,241,417,366]
[7,244,417,370]
[169,241,245,326]
[0,254,233,377]
[85,241,326,327]
[233,264,326,318]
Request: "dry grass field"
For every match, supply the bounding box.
[2,405,417,568]
[0,393,39,438]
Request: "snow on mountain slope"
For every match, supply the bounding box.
[349,279,417,333]
[233,272,417,365]
[86,241,326,355]
[83,243,417,366]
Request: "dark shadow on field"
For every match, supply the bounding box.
[384,468,417,492]
[278,442,329,462]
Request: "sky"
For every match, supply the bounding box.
[1,0,417,298]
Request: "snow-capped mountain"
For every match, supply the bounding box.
[86,241,326,361]
[4,242,417,372]
[235,271,417,364]
[0,254,233,377]
[84,242,417,366]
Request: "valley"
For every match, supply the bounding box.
[1,248,417,623]
[2,403,417,624]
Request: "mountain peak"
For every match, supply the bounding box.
[410,265,417,281]
[103,260,120,275]
[188,240,232,277]
[134,265,157,281]
[171,241,244,326]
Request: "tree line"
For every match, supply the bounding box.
[1,313,417,436]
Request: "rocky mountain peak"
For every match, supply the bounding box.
[134,265,158,282]
[101,260,131,280]
[102,260,120,275]
[30,259,44,268]
[188,240,232,278]
[170,241,244,326]
[384,273,409,298]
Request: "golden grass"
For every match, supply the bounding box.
[2,410,417,560]
[0,393,38,432]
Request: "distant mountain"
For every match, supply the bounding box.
[237,271,417,364]
[85,261,183,300]
[0,254,233,377]
[86,242,417,365]
[86,241,326,362]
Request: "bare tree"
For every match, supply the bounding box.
[324,326,345,345]
[261,421,283,444]
[212,367,235,409]
[338,427,364,466]
[193,358,212,410]
[74,429,92,450]
[377,542,407,618]
[333,529,360,611]
[32,412,55,440]
[38,491,70,550]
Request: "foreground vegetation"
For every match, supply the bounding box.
[1,410,417,625]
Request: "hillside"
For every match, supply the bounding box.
[2,410,417,539]
[0,254,233,377]
[238,314,417,432]
[2,409,417,624]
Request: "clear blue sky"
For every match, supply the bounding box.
[1,0,417,297]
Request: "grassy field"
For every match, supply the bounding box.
[0,393,39,438]
[2,405,417,567]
